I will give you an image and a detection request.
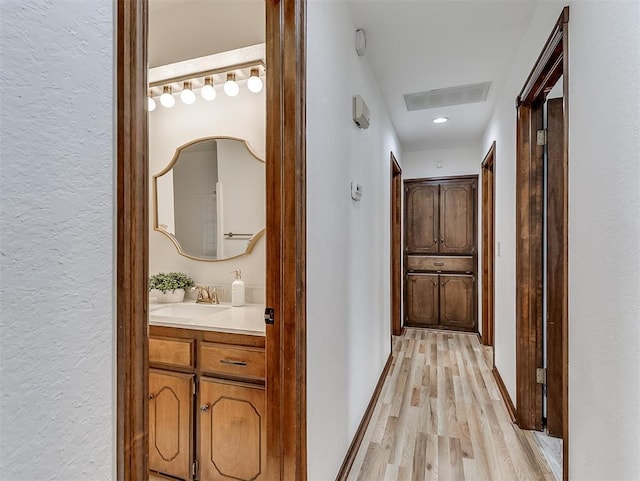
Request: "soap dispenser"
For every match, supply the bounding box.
[231,269,245,307]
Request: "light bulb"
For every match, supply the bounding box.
[224,73,239,97]
[160,86,175,108]
[432,117,448,124]
[180,81,196,105]
[148,91,156,112]
[201,77,216,101]
[247,68,263,93]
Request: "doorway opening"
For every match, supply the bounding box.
[116,0,307,479]
[390,153,402,338]
[481,142,495,348]
[515,6,568,481]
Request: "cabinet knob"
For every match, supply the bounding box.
[149,394,154,400]
[200,404,210,413]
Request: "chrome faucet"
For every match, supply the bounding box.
[194,285,219,304]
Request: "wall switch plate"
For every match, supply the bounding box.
[351,182,363,201]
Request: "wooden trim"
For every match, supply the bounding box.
[116,1,149,480]
[518,7,569,105]
[514,7,569,481]
[515,100,544,431]
[492,367,517,423]
[561,16,570,481]
[481,142,495,347]
[335,354,393,481]
[265,0,307,479]
[391,153,402,337]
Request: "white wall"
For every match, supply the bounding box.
[567,2,639,479]
[0,1,115,480]
[481,0,571,406]
[482,1,640,479]
[149,86,266,299]
[306,1,402,478]
[403,146,480,180]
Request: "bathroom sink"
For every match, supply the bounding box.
[151,304,230,320]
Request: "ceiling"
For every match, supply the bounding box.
[347,0,539,152]
[149,0,265,67]
[149,0,539,153]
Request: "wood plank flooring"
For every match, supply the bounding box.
[347,329,556,481]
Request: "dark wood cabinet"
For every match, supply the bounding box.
[404,176,477,332]
[406,273,440,325]
[405,182,439,254]
[439,181,475,254]
[440,274,475,330]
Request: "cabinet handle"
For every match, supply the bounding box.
[200,404,210,413]
[220,359,248,366]
[149,394,154,400]
[434,262,445,266]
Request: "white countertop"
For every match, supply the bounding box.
[149,300,266,336]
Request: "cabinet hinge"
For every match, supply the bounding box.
[192,460,199,478]
[537,129,548,146]
[536,368,547,384]
[193,378,198,396]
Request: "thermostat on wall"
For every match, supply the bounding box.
[353,95,370,129]
[351,182,363,201]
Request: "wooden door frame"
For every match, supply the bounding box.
[515,6,568,481]
[481,142,495,347]
[115,0,307,479]
[390,153,402,337]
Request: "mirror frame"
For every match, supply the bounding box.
[152,135,266,262]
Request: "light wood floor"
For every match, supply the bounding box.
[346,329,556,481]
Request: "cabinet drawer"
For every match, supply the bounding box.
[407,255,473,273]
[149,337,194,368]
[199,343,265,380]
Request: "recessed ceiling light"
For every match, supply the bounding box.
[433,117,449,124]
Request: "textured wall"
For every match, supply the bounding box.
[568,2,640,479]
[306,1,402,478]
[0,1,115,479]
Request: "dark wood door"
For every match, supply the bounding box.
[546,97,565,438]
[405,182,439,254]
[406,273,439,326]
[439,181,475,254]
[149,369,194,481]
[199,378,266,481]
[440,275,476,331]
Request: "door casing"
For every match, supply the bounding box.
[115,0,308,479]
[390,153,402,337]
[481,142,495,348]
[515,6,569,481]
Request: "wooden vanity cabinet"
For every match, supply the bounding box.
[149,328,265,481]
[404,176,478,332]
[149,369,195,481]
[199,378,266,481]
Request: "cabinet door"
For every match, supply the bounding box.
[440,275,476,331]
[199,378,266,481]
[439,181,475,254]
[149,369,194,481]
[405,273,439,326]
[405,182,439,254]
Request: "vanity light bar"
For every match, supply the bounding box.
[148,60,266,108]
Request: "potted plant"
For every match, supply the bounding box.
[149,272,194,303]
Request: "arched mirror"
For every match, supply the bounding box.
[153,136,265,261]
